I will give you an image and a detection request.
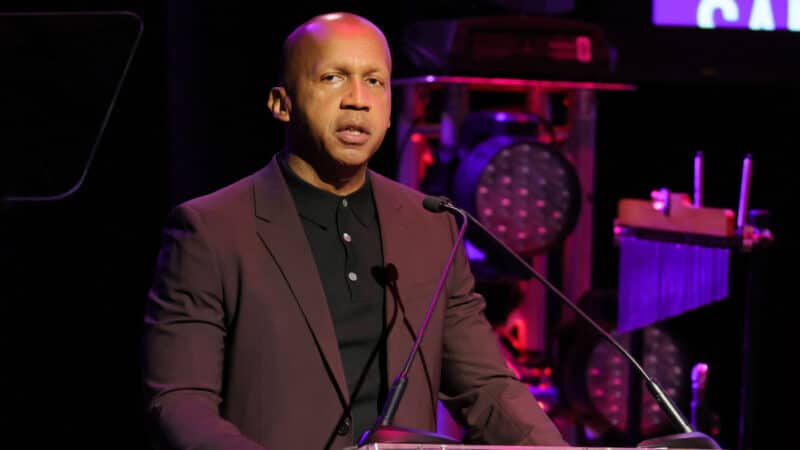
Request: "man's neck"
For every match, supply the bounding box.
[284,152,367,196]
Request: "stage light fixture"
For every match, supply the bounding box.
[450,112,581,257]
[585,325,687,436]
[555,290,689,443]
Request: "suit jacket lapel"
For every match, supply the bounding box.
[372,172,441,429]
[252,157,350,403]
[371,171,408,384]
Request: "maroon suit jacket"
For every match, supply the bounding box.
[143,156,566,450]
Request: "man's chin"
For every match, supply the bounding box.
[331,147,376,169]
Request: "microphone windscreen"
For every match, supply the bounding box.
[422,196,447,213]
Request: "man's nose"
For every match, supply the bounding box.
[341,80,370,111]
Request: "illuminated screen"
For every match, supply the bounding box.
[653,0,800,31]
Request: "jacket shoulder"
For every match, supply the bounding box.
[369,170,427,209]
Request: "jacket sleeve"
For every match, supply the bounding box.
[438,216,568,446]
[142,204,265,450]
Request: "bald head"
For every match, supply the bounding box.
[280,12,391,92]
[268,12,393,194]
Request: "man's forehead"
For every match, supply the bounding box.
[291,23,389,67]
[282,13,391,84]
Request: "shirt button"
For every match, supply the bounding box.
[342,232,352,243]
[348,272,358,282]
[342,198,349,207]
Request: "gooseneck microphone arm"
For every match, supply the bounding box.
[357,200,468,446]
[422,195,721,449]
[395,204,468,392]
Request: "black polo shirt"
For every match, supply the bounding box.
[279,157,386,441]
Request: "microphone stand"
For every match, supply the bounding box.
[357,204,468,446]
[426,196,721,450]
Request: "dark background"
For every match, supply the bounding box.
[1,1,796,449]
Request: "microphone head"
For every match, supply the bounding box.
[422,196,449,213]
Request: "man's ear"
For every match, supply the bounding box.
[268,86,292,122]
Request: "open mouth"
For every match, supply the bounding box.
[336,124,370,145]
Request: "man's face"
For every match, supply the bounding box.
[287,24,392,172]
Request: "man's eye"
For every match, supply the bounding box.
[322,74,342,82]
[367,78,383,86]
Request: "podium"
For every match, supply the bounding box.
[348,443,714,450]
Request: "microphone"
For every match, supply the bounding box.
[421,195,450,213]
[357,197,468,446]
[422,196,722,450]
